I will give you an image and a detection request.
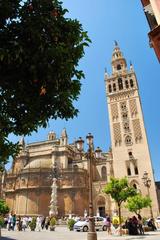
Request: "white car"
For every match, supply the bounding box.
[155,216,160,228]
[73,216,107,232]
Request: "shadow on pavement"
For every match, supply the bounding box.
[124,233,158,240]
[0,237,16,240]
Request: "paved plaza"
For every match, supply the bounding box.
[1,227,160,240]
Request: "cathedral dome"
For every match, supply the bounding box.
[24,158,52,170]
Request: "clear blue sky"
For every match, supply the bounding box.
[9,0,160,180]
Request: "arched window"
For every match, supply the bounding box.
[130,79,134,87]
[125,80,129,89]
[108,84,112,93]
[133,183,137,189]
[117,64,121,70]
[113,83,116,91]
[134,166,139,175]
[125,135,132,145]
[101,166,107,180]
[118,78,123,90]
[127,167,131,176]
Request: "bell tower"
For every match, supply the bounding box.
[105,42,159,216]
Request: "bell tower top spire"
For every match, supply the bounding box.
[111,42,127,73]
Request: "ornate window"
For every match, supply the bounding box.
[125,135,132,145]
[127,167,131,176]
[117,64,121,70]
[134,166,139,175]
[125,80,129,89]
[120,102,127,111]
[124,122,130,132]
[122,113,128,120]
[118,78,123,90]
[113,83,116,91]
[108,84,112,93]
[130,79,134,87]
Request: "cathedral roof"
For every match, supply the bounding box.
[24,158,52,170]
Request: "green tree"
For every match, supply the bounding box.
[0,199,9,237]
[125,194,152,215]
[0,0,90,167]
[0,199,9,216]
[103,177,137,235]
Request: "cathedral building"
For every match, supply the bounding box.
[3,43,159,218]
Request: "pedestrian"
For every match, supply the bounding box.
[45,216,50,230]
[147,218,157,231]
[22,216,28,231]
[131,216,138,235]
[17,216,22,231]
[41,216,45,229]
[7,213,13,231]
[105,214,112,235]
[36,216,42,231]
[137,214,144,235]
[12,214,16,231]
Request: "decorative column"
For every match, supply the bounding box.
[49,178,58,216]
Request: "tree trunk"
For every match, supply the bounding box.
[118,204,122,236]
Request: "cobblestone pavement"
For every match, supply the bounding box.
[1,227,160,240]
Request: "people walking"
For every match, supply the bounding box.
[17,216,22,231]
[36,216,42,231]
[105,214,112,235]
[12,214,16,231]
[45,216,50,230]
[22,216,28,231]
[137,214,144,235]
[7,213,13,231]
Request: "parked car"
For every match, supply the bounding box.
[73,216,107,232]
[155,216,160,229]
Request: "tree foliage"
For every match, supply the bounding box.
[103,177,137,207]
[0,199,9,216]
[125,194,152,215]
[0,0,90,166]
[103,177,137,235]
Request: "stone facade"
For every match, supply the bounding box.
[3,44,159,218]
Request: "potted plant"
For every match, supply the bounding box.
[50,217,57,231]
[29,217,36,231]
[67,218,76,231]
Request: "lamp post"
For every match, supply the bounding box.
[49,162,61,217]
[142,171,153,218]
[76,133,99,240]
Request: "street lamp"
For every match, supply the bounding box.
[76,133,97,240]
[49,162,61,217]
[142,171,153,218]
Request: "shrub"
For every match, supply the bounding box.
[0,216,4,227]
[29,217,36,231]
[67,219,76,230]
[50,217,57,226]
